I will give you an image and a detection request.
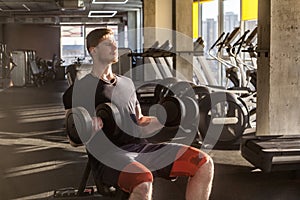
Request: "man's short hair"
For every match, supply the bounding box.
[86,28,114,54]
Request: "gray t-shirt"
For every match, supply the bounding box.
[63,74,145,147]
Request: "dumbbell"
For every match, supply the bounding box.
[65,103,121,145]
[95,103,121,138]
[65,107,93,145]
[153,95,199,129]
[159,81,200,128]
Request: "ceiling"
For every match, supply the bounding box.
[0,0,143,25]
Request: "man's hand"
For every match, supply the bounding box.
[92,117,103,132]
[137,116,164,135]
[137,116,152,126]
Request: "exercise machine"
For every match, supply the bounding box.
[241,134,300,172]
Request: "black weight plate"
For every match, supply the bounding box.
[65,107,93,145]
[198,92,248,146]
[96,103,121,138]
[181,96,200,129]
[157,96,185,127]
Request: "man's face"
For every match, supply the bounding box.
[93,34,118,64]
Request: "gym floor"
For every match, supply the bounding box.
[0,80,299,200]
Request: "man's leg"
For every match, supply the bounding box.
[185,157,214,200]
[169,146,214,200]
[118,162,154,200]
[129,182,153,200]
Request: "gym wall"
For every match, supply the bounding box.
[3,24,60,60]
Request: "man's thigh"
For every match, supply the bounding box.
[134,143,183,178]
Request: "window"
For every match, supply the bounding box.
[61,26,85,65]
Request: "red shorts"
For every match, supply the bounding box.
[89,143,209,193]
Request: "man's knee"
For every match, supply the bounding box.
[118,162,153,193]
[199,156,214,178]
[170,146,211,177]
[131,182,152,195]
[129,182,153,200]
[202,156,214,170]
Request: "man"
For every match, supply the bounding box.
[63,28,214,200]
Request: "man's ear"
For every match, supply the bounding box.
[89,47,96,54]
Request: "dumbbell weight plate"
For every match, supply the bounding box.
[156,96,186,127]
[181,96,200,129]
[164,81,202,128]
[96,103,121,138]
[198,92,248,146]
[65,107,93,145]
